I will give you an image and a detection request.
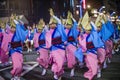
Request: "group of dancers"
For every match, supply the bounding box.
[0,8,120,80]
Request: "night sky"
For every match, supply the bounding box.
[32,0,70,23]
[32,0,120,23]
[0,0,120,23]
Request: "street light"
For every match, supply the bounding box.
[76,4,82,18]
[87,5,91,9]
[111,12,116,16]
[99,6,105,13]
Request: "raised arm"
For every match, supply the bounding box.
[90,21,97,31]
[53,15,61,24]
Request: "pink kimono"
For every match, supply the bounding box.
[0,32,13,64]
[65,29,76,68]
[78,33,98,80]
[48,29,66,77]
[105,39,113,58]
[11,52,23,77]
[33,32,49,69]
[97,47,106,64]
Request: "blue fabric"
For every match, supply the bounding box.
[12,24,28,42]
[90,23,104,48]
[57,24,67,42]
[50,24,67,51]
[113,25,119,39]
[86,24,104,54]
[106,21,114,34]
[71,22,79,42]
[28,32,34,40]
[74,47,84,62]
[67,21,78,46]
[9,23,28,56]
[9,47,22,56]
[38,31,46,49]
[99,23,112,41]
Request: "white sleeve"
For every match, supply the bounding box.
[19,20,24,25]
[90,21,97,30]
[13,20,19,24]
[72,17,76,22]
[101,19,105,24]
[53,15,61,24]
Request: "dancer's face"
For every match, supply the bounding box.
[11,27,16,33]
[37,28,43,33]
[86,30,91,34]
[49,23,56,29]
[65,24,72,29]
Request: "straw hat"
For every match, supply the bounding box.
[81,11,91,30]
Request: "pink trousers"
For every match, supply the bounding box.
[66,44,77,68]
[0,49,9,63]
[84,53,98,80]
[37,48,49,68]
[11,52,23,77]
[105,40,113,58]
[97,48,106,64]
[49,49,65,76]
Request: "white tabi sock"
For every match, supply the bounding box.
[41,68,46,76]
[97,69,101,78]
[70,68,75,77]
[103,59,107,69]
[107,58,111,63]
[54,74,58,79]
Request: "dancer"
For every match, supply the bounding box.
[48,8,67,80]
[65,11,78,77]
[33,19,49,76]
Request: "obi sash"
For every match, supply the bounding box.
[38,39,45,45]
[86,41,95,50]
[10,41,22,48]
[52,37,62,45]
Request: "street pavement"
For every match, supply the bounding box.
[0,50,120,80]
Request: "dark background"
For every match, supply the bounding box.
[0,0,120,24]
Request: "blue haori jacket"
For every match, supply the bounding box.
[37,30,48,50]
[67,21,79,47]
[86,22,104,54]
[9,23,28,56]
[50,24,67,51]
[99,22,112,42]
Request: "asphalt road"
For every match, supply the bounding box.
[0,51,120,80]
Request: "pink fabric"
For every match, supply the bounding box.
[0,32,13,63]
[33,31,51,69]
[97,48,106,64]
[49,49,65,76]
[11,52,23,77]
[5,24,11,34]
[33,33,40,48]
[37,48,49,68]
[78,34,88,52]
[0,32,3,60]
[33,32,51,49]
[44,29,54,49]
[0,49,9,63]
[65,29,69,35]
[66,44,76,68]
[45,31,52,48]
[47,29,66,76]
[84,53,98,80]
[0,32,2,39]
[105,40,113,58]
